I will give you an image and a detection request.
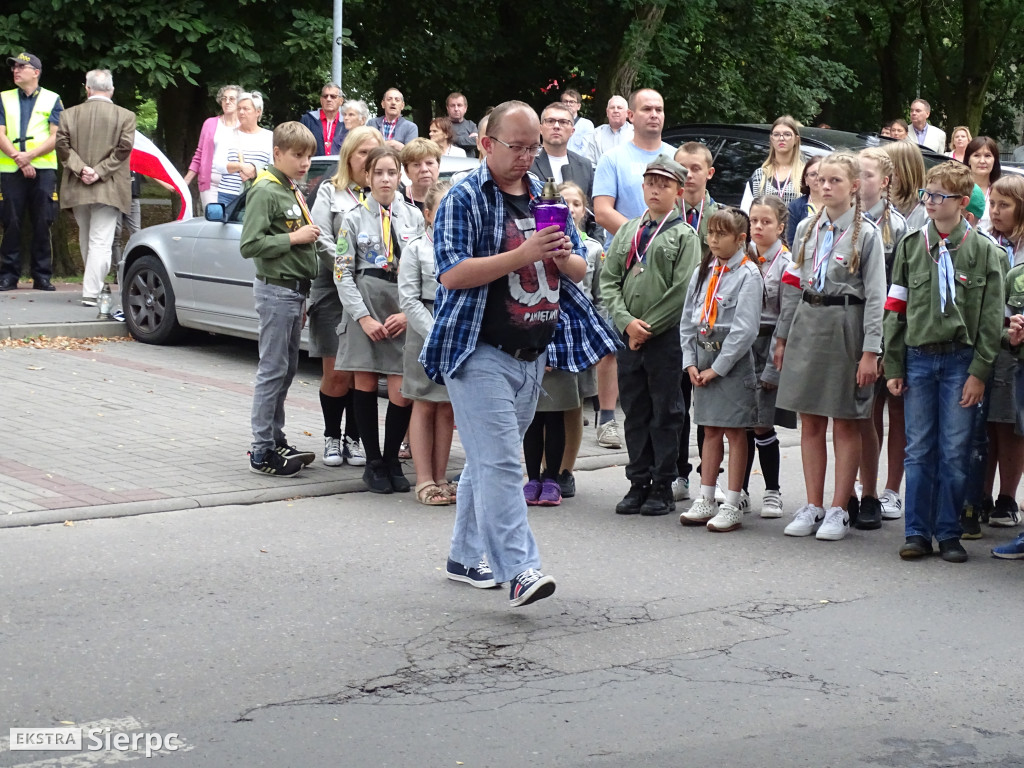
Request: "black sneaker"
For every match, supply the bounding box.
[362,459,393,494]
[557,469,576,498]
[389,460,411,493]
[855,495,882,530]
[509,568,556,607]
[276,443,316,466]
[640,481,675,516]
[938,537,968,563]
[847,495,860,527]
[960,504,983,539]
[899,535,933,560]
[989,494,1021,528]
[980,495,994,525]
[249,449,303,477]
[446,557,498,589]
[615,481,649,515]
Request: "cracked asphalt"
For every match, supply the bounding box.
[3,460,1024,767]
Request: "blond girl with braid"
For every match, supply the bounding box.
[772,151,887,542]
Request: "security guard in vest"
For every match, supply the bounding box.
[0,52,63,291]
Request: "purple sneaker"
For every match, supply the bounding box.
[537,478,562,506]
[524,479,542,506]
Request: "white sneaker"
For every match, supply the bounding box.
[714,482,727,504]
[816,506,850,541]
[761,490,784,518]
[596,420,622,449]
[707,502,743,532]
[784,504,825,537]
[880,489,903,520]
[680,497,717,526]
[738,490,751,514]
[672,476,690,501]
[343,437,367,467]
[323,436,344,467]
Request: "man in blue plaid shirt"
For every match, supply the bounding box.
[422,100,618,607]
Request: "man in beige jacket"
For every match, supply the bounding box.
[56,69,135,305]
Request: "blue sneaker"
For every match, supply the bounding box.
[991,532,1024,560]
[509,568,556,607]
[446,557,497,589]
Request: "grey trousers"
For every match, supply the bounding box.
[251,279,305,455]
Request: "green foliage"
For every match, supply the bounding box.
[135,96,158,136]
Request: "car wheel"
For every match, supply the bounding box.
[123,254,183,344]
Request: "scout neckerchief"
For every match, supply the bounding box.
[686,197,705,232]
[378,201,395,269]
[758,240,787,274]
[811,217,851,292]
[626,209,679,270]
[701,252,749,334]
[347,183,368,210]
[254,169,312,225]
[925,223,972,312]
[997,234,1016,269]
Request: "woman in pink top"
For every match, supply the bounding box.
[183,84,242,209]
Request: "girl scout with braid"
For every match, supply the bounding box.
[773,150,887,543]
[334,145,425,495]
[884,160,1004,563]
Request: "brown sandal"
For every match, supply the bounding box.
[437,480,457,501]
[415,481,450,506]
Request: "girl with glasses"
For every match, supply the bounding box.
[741,116,805,212]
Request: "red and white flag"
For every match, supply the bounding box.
[130,132,193,220]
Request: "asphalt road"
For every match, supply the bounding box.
[3,458,1024,767]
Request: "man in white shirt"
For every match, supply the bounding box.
[561,88,594,156]
[583,95,634,167]
[909,99,945,154]
[530,102,593,199]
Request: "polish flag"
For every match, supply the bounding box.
[130,132,193,220]
[884,284,908,313]
[781,268,802,289]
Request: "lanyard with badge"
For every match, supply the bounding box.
[625,210,673,271]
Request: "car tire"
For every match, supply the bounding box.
[123,254,183,345]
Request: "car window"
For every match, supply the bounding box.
[709,138,773,207]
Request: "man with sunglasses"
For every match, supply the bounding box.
[300,82,345,156]
[421,100,618,607]
[0,52,63,292]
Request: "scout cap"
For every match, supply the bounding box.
[8,52,42,70]
[965,184,986,220]
[644,155,687,185]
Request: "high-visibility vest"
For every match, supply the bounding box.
[0,87,59,172]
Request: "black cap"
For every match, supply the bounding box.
[8,52,42,70]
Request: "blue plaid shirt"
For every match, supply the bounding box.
[420,162,621,383]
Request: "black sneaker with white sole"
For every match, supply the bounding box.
[509,568,556,607]
[989,494,1021,528]
[446,557,498,588]
[275,443,316,466]
[249,450,304,476]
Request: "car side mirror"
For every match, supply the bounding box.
[205,203,226,222]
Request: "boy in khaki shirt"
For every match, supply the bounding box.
[599,156,701,516]
[883,161,1005,562]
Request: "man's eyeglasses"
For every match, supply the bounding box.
[11,64,33,71]
[322,94,340,100]
[771,131,795,140]
[918,189,961,204]
[560,99,579,106]
[489,137,543,157]
[542,118,572,128]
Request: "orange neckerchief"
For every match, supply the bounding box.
[701,255,748,331]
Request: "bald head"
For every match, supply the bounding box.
[486,100,537,138]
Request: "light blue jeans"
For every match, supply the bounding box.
[444,344,545,583]
[251,279,305,456]
[903,346,976,542]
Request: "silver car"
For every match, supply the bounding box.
[118,154,478,345]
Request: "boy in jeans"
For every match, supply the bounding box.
[240,122,322,476]
[883,161,1005,562]
[599,156,701,516]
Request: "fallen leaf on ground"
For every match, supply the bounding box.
[63,521,74,527]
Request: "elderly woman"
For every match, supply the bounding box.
[341,100,370,136]
[427,116,467,157]
[217,91,273,206]
[183,84,241,208]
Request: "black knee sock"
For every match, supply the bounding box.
[523,414,545,480]
[743,429,756,493]
[382,402,413,463]
[352,389,381,463]
[543,412,566,479]
[755,429,781,491]
[320,391,345,440]
[343,390,359,441]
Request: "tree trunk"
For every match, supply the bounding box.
[604,3,668,102]
[855,4,912,124]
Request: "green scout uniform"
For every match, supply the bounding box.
[240,165,318,282]
[883,218,1005,382]
[599,212,701,337]
[682,191,719,260]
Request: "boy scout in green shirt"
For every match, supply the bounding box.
[599,155,701,516]
[883,161,1005,563]
[240,121,321,476]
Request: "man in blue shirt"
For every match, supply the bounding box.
[422,100,618,607]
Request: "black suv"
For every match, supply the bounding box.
[662,123,950,207]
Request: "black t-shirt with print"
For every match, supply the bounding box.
[479,191,561,353]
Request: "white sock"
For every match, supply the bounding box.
[701,485,716,501]
[725,490,741,507]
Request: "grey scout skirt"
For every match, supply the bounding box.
[751,333,797,429]
[336,272,405,375]
[692,328,758,428]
